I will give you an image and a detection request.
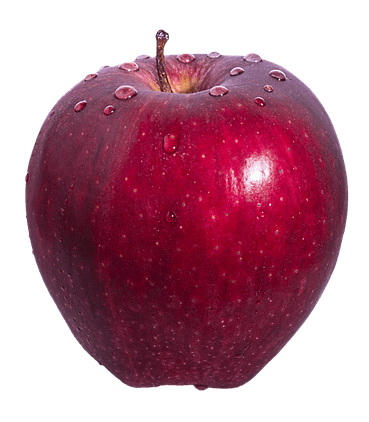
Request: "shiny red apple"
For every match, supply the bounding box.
[26,30,347,389]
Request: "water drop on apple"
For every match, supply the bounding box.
[84,73,98,81]
[230,67,244,76]
[207,52,221,59]
[136,54,150,60]
[209,86,229,97]
[165,211,176,223]
[244,53,262,63]
[114,85,138,100]
[268,69,287,81]
[177,54,195,63]
[163,133,179,154]
[254,97,266,107]
[104,105,116,115]
[264,85,274,92]
[119,62,139,72]
[74,100,87,112]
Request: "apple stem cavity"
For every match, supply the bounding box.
[156,30,173,93]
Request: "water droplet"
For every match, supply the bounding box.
[74,100,87,112]
[119,62,139,72]
[114,85,138,100]
[264,84,274,92]
[165,210,176,223]
[163,133,179,154]
[207,51,221,59]
[136,54,150,60]
[25,173,29,183]
[104,105,116,115]
[269,69,286,81]
[177,54,195,63]
[84,73,98,81]
[70,183,75,190]
[230,67,244,76]
[209,86,229,97]
[254,97,266,107]
[244,53,262,63]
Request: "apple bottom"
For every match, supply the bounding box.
[51,259,327,390]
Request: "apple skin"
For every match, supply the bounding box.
[26,53,347,389]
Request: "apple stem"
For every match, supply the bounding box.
[156,30,173,93]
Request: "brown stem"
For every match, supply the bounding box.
[156,30,173,93]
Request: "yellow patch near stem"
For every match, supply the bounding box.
[171,73,200,94]
[148,73,200,94]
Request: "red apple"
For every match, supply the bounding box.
[26,30,347,389]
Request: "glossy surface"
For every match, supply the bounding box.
[26,54,347,389]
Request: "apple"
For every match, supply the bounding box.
[26,30,348,390]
